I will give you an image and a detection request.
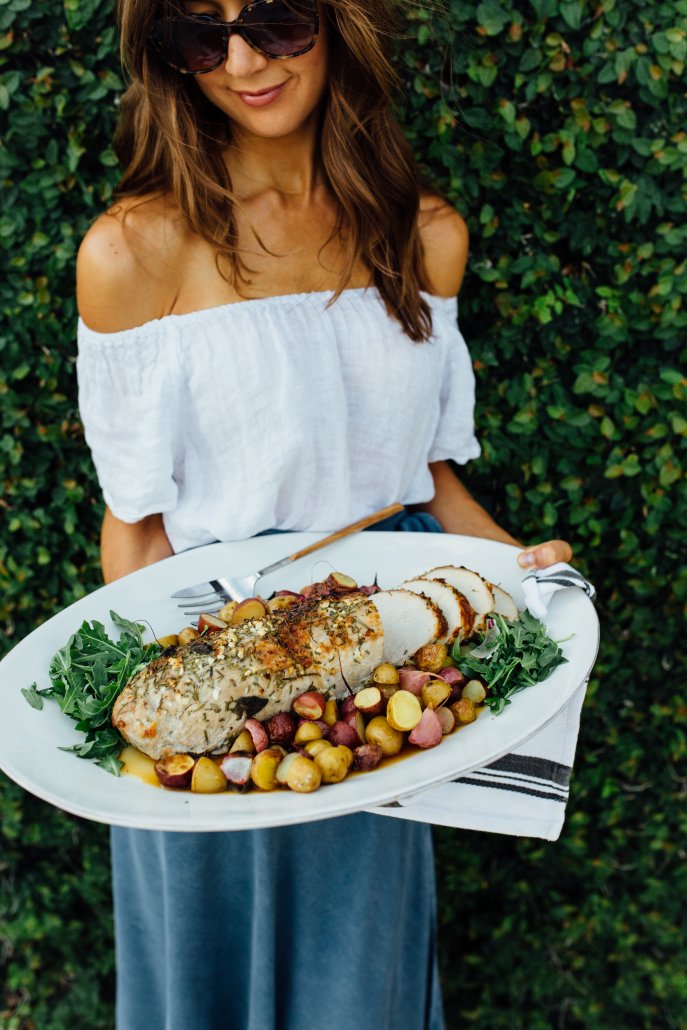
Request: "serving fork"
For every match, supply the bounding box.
[172,502,403,615]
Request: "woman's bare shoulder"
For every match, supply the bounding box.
[77,193,189,333]
[418,192,469,297]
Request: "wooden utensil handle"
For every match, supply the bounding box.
[287,502,405,563]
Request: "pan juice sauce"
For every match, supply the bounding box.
[118,713,480,792]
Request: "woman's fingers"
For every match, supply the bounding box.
[517,539,573,570]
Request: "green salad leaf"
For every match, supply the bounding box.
[452,610,569,714]
[25,611,161,775]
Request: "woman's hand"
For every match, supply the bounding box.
[516,539,573,570]
[415,463,575,571]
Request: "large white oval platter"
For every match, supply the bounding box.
[0,532,599,831]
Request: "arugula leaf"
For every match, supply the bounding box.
[25,612,161,775]
[21,683,45,711]
[452,612,569,714]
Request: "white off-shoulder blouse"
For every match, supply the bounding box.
[76,287,480,554]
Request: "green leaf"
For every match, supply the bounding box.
[21,683,44,710]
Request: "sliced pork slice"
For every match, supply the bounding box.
[421,565,495,634]
[400,578,474,643]
[491,584,519,621]
[369,589,445,666]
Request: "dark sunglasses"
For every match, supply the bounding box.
[149,0,319,73]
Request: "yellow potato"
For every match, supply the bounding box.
[304,739,333,757]
[191,756,227,793]
[294,721,323,746]
[156,634,178,649]
[451,698,477,725]
[414,643,449,673]
[177,626,199,645]
[372,662,400,686]
[323,698,339,726]
[314,745,353,784]
[365,717,404,757]
[119,746,161,788]
[386,690,423,732]
[230,729,256,754]
[421,680,451,710]
[286,755,322,793]
[250,747,286,791]
[217,600,238,622]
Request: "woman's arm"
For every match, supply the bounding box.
[415,461,573,570]
[101,507,173,584]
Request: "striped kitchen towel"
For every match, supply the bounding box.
[366,565,596,841]
[522,562,597,620]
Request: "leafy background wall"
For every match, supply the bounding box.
[1,0,686,1025]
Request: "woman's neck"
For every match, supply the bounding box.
[224,117,326,204]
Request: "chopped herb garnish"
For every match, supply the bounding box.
[24,611,161,775]
[452,611,569,714]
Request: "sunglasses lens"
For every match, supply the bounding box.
[151,2,317,73]
[152,18,225,73]
[242,0,317,57]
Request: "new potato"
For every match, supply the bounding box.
[365,716,403,757]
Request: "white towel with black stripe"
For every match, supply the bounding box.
[521,562,597,620]
[366,564,596,841]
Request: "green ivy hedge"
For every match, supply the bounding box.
[1,0,686,1026]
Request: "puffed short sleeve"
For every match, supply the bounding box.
[427,297,481,465]
[76,317,179,523]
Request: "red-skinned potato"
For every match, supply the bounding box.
[436,707,456,735]
[267,594,302,613]
[408,706,443,748]
[244,718,269,753]
[219,751,253,789]
[397,669,431,696]
[154,753,195,789]
[326,720,360,749]
[340,694,358,719]
[292,691,326,720]
[437,666,468,703]
[230,598,268,624]
[344,710,366,745]
[197,613,227,633]
[325,571,358,591]
[353,686,384,715]
[265,712,296,747]
[353,743,383,771]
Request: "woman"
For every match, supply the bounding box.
[76,0,572,1026]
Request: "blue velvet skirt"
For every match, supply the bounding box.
[111,510,445,1030]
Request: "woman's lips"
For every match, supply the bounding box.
[235,81,288,107]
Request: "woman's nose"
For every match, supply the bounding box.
[223,32,269,78]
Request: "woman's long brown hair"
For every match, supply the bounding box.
[114,0,438,341]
